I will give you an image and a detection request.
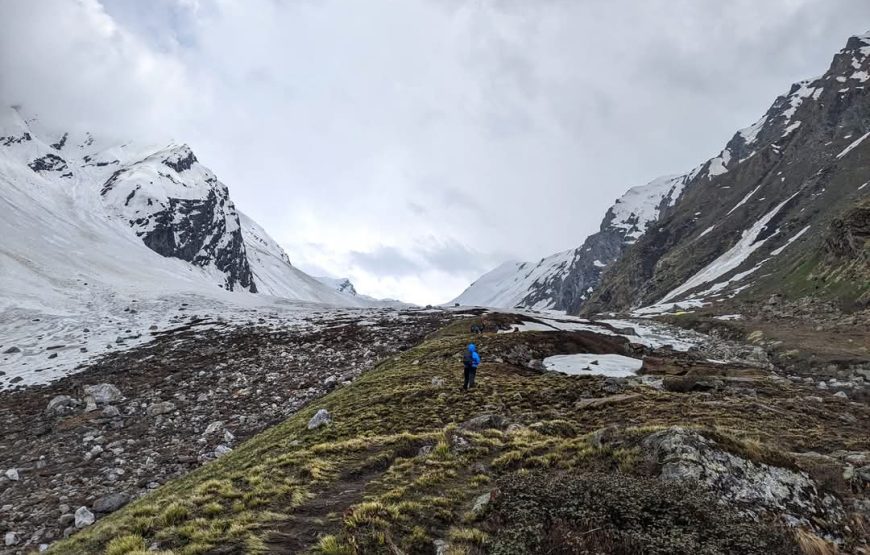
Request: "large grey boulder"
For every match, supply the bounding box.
[643,427,843,528]
[45,395,79,417]
[307,409,331,430]
[74,506,95,528]
[93,492,130,514]
[147,401,176,417]
[83,384,123,405]
[460,414,508,431]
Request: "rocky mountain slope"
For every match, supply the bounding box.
[585,31,870,313]
[451,174,691,312]
[456,32,870,315]
[0,106,365,309]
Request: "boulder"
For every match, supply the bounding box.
[643,427,843,527]
[459,414,508,431]
[102,405,121,418]
[92,492,130,514]
[58,513,75,527]
[74,506,95,528]
[307,409,331,430]
[471,491,494,515]
[147,401,176,417]
[5,468,19,481]
[45,395,78,417]
[431,377,445,387]
[214,445,233,457]
[82,384,123,405]
[3,346,20,354]
[203,421,224,436]
[5,532,18,546]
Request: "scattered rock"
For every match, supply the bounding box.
[214,445,232,457]
[74,506,95,528]
[102,405,121,418]
[3,346,21,354]
[307,408,332,430]
[834,391,848,399]
[5,468,19,481]
[82,383,123,405]
[5,532,19,546]
[433,539,449,555]
[204,421,224,435]
[471,491,494,515]
[431,376,445,387]
[574,393,640,410]
[147,401,176,417]
[58,514,75,527]
[92,492,130,514]
[45,395,78,416]
[460,414,508,431]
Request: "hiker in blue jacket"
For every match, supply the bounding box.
[463,343,481,390]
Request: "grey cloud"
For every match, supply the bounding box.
[349,247,422,277]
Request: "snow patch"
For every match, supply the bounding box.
[770,226,810,256]
[543,353,643,378]
[659,192,800,303]
[836,131,870,159]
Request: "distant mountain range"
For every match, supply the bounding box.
[453,31,870,314]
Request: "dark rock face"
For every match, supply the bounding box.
[28,153,69,174]
[520,227,629,314]
[583,33,870,313]
[162,149,197,173]
[100,147,258,293]
[136,190,256,293]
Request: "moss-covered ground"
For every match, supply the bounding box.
[48,315,870,554]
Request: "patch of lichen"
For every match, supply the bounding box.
[49,324,869,554]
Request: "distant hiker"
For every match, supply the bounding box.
[463,343,481,390]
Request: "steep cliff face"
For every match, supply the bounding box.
[584,32,870,313]
[99,144,256,292]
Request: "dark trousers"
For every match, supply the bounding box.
[463,366,477,389]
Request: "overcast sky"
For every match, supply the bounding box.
[1,1,869,304]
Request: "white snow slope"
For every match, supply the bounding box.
[0,107,386,388]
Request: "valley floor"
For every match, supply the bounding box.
[1,306,868,554]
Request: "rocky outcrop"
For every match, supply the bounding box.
[643,428,843,533]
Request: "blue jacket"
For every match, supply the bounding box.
[464,344,480,369]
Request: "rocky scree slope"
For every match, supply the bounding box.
[43,312,869,554]
[0,308,451,553]
[584,32,870,313]
[0,107,359,307]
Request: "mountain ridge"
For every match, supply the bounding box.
[454,31,870,315]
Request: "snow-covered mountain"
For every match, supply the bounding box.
[452,173,692,312]
[0,107,368,309]
[456,31,870,314]
[315,276,359,297]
